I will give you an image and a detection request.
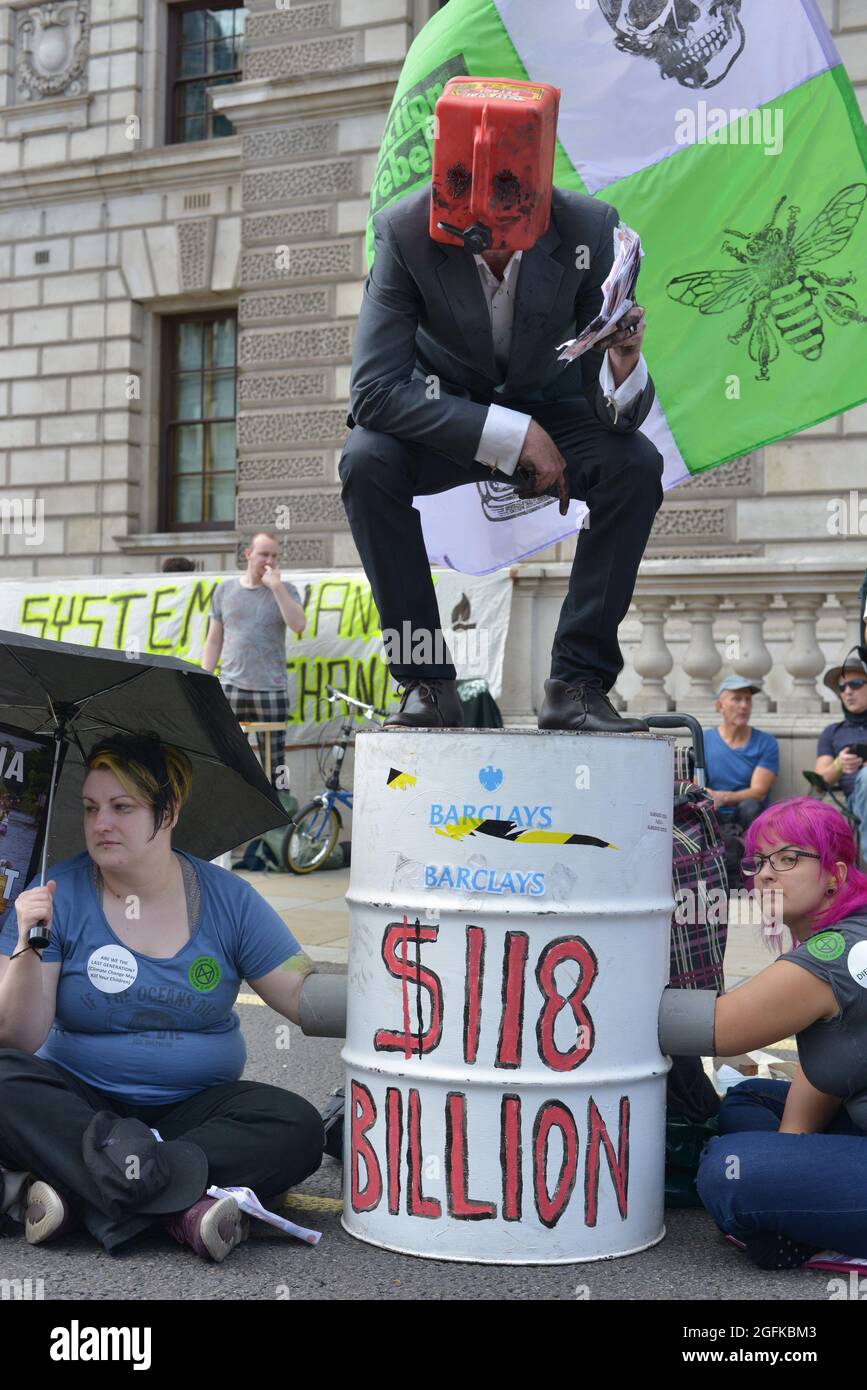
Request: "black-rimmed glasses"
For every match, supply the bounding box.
[741,848,821,875]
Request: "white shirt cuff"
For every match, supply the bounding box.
[474,403,533,476]
[599,350,648,412]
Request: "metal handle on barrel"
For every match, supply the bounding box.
[299,972,347,1038]
[642,713,706,789]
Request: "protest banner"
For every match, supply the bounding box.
[0,570,512,745]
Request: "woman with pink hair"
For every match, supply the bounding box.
[696,796,867,1269]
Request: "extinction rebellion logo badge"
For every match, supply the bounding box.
[188,956,221,992]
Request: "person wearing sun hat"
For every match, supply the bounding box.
[816,651,867,837]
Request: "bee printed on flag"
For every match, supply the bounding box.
[666,184,867,382]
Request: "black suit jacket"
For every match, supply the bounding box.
[347,183,655,469]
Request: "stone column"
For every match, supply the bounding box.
[680,599,722,704]
[629,596,674,711]
[498,574,541,722]
[835,597,866,666]
[782,592,827,712]
[732,598,774,712]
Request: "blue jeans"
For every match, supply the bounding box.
[696,1078,867,1255]
[849,765,867,835]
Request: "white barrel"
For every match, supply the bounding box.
[342,727,675,1264]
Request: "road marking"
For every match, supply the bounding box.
[282,1193,343,1214]
[237,992,265,1006]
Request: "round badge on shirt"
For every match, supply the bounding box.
[188,955,221,992]
[86,944,139,993]
[846,939,867,988]
[806,931,846,962]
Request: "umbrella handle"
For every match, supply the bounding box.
[27,922,51,954]
[28,716,65,957]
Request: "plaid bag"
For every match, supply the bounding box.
[664,740,728,1201]
[669,779,729,993]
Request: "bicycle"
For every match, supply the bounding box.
[282,684,386,874]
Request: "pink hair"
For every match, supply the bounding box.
[743,796,867,953]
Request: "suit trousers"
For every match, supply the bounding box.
[0,1048,324,1253]
[338,397,664,688]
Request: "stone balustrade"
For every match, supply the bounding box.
[500,557,866,802]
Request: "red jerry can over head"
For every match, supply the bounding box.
[429,76,561,255]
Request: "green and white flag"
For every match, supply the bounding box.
[367,0,867,574]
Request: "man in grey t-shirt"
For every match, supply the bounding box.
[203,531,306,788]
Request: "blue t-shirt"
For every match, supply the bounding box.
[0,850,300,1104]
[703,726,779,819]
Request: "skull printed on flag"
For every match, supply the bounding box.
[596,0,746,89]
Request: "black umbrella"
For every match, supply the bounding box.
[0,628,292,946]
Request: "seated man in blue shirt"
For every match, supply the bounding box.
[704,677,779,833]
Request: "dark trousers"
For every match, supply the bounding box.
[728,798,765,829]
[719,799,765,884]
[0,1049,324,1253]
[338,397,664,687]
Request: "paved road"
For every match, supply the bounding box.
[0,982,839,1304]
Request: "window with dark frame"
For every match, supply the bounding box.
[167,2,247,144]
[161,312,237,532]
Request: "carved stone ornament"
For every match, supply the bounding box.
[16,1,90,102]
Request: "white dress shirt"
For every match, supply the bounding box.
[470,249,648,476]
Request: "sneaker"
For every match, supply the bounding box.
[163,1195,249,1263]
[24,1179,75,1245]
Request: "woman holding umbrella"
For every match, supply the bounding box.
[0,731,325,1262]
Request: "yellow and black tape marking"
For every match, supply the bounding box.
[386,767,417,791]
[435,817,617,849]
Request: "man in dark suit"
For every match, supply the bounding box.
[339,155,663,731]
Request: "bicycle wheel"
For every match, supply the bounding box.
[283,801,342,874]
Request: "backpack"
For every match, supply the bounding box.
[236,791,298,873]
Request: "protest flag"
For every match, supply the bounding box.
[366,0,867,574]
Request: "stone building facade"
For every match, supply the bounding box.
[0,0,863,584]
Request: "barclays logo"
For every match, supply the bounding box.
[424,864,545,896]
[429,803,553,828]
[478,765,503,791]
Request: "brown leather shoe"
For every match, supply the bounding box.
[538,677,649,734]
[385,679,464,728]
